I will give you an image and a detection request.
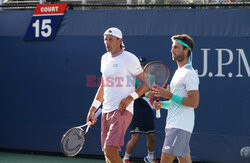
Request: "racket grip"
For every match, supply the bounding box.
[93,108,102,120]
[149,97,153,106]
[155,97,161,118]
[156,110,161,118]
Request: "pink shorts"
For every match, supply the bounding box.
[101,109,133,152]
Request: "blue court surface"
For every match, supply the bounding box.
[0,152,105,163]
[0,151,207,163]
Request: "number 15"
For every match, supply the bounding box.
[32,19,52,38]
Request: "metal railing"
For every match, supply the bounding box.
[0,0,249,10]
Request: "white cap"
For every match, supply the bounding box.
[104,27,125,48]
[104,27,123,39]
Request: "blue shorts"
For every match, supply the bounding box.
[129,98,155,134]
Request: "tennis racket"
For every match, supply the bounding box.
[61,108,102,157]
[143,61,170,118]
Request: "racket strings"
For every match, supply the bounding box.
[62,128,85,156]
[144,63,169,88]
[68,128,84,145]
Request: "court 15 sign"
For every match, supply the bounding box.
[24,3,67,41]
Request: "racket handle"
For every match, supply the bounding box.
[93,108,102,120]
[155,97,161,118]
[156,110,161,118]
[149,97,153,106]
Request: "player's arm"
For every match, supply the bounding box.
[118,72,148,111]
[86,78,104,123]
[153,85,199,108]
[182,90,199,108]
[166,90,199,108]
[135,72,149,97]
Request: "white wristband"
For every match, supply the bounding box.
[92,100,101,109]
[130,92,139,100]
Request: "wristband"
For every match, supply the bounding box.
[162,101,170,110]
[171,94,183,105]
[130,92,139,100]
[92,100,101,109]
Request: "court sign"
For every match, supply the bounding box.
[24,3,67,41]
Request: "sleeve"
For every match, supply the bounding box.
[185,71,199,91]
[127,53,143,76]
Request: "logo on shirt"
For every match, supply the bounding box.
[113,64,118,67]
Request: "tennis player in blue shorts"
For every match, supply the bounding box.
[152,34,199,163]
[123,56,157,163]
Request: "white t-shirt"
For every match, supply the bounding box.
[100,50,143,114]
[166,64,199,133]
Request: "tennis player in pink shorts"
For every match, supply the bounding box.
[87,27,148,163]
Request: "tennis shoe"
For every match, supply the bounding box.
[144,156,158,163]
[122,158,129,163]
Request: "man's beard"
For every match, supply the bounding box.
[173,53,185,62]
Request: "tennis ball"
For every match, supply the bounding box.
[240,147,250,160]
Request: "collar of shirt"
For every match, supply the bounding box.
[111,49,124,58]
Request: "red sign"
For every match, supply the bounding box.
[24,3,68,40]
[33,3,68,15]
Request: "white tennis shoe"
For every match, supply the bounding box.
[144,156,158,163]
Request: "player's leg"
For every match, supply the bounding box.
[177,152,192,163]
[103,110,132,163]
[104,146,123,163]
[125,133,140,154]
[143,98,156,163]
[160,152,176,163]
[101,112,110,163]
[123,133,140,162]
[123,98,144,162]
[102,111,121,163]
[145,114,155,153]
[144,133,156,163]
[161,128,192,163]
[160,128,178,163]
[146,132,155,153]
[104,154,111,163]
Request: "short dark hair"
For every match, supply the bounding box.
[171,34,194,57]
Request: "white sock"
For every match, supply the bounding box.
[123,152,131,160]
[147,150,154,160]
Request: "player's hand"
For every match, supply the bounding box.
[153,101,163,110]
[86,107,97,125]
[118,95,134,111]
[152,85,172,99]
[145,91,154,99]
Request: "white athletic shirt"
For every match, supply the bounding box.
[166,64,199,133]
[100,50,143,114]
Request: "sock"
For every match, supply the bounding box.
[147,150,154,160]
[123,152,131,160]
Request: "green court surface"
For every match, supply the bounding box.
[0,152,105,163]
